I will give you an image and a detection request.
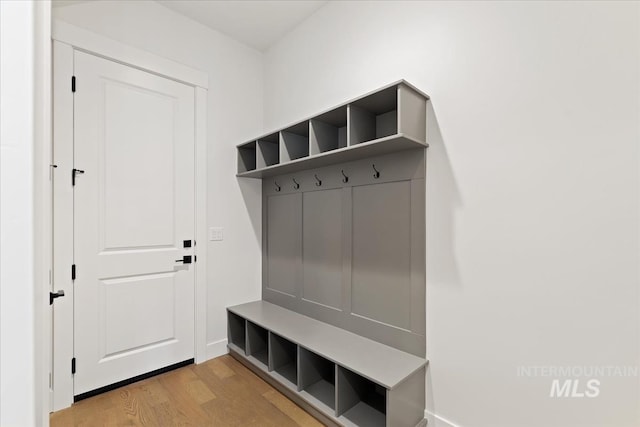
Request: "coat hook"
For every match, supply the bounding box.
[314,174,322,186]
[372,164,380,179]
[341,169,349,183]
[293,178,300,189]
[274,181,281,192]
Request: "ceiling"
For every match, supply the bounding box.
[53,0,327,51]
[157,1,327,51]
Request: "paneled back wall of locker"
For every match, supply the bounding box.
[262,149,426,357]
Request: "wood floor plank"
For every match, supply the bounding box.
[118,387,157,425]
[199,371,288,426]
[51,355,325,427]
[207,356,236,379]
[186,379,217,404]
[221,355,272,394]
[262,389,325,427]
[137,378,171,406]
[155,368,211,425]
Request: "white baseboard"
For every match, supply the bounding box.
[205,338,228,360]
[425,410,459,427]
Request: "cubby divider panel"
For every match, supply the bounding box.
[299,348,336,414]
[227,311,246,353]
[397,84,427,142]
[281,121,310,162]
[310,106,347,155]
[237,142,257,172]
[337,367,386,427]
[246,321,269,368]
[269,333,298,387]
[349,85,398,145]
[257,133,280,168]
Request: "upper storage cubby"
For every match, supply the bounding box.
[237,141,257,173]
[349,85,397,145]
[236,80,428,178]
[257,133,280,169]
[310,106,347,155]
[281,121,310,162]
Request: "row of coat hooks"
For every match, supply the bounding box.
[274,164,380,192]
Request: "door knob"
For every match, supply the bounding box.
[49,290,65,305]
[175,255,192,264]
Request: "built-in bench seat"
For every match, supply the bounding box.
[227,300,427,427]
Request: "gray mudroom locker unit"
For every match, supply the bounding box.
[229,80,429,427]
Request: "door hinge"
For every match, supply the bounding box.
[49,290,65,305]
[71,76,76,92]
[71,264,76,281]
[71,357,76,375]
[72,168,84,186]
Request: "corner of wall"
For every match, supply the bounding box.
[425,410,459,427]
[206,338,228,361]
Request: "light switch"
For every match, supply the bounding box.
[209,227,224,241]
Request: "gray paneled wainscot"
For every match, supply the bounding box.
[231,80,429,427]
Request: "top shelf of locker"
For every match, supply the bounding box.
[236,80,429,178]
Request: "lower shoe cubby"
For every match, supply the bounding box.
[299,348,336,413]
[246,321,269,368]
[227,311,246,353]
[337,367,386,427]
[269,333,298,387]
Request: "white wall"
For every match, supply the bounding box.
[1,1,36,425]
[263,2,640,426]
[53,0,264,355]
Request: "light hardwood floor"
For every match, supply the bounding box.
[50,355,324,426]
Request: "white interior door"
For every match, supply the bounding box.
[73,51,195,396]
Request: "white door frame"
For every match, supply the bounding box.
[51,20,208,411]
[3,1,51,425]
